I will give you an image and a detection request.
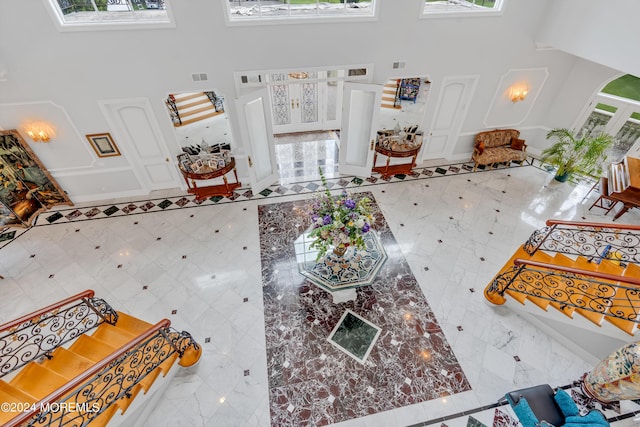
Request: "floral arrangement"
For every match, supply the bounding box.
[308,170,374,260]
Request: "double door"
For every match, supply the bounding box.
[269,72,342,134]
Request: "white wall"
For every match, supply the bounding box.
[0,0,630,202]
[537,0,640,78]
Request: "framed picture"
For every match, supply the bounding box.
[86,133,121,158]
[0,130,73,227]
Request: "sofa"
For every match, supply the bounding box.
[471,129,527,171]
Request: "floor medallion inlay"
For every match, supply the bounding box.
[327,309,381,364]
[259,193,471,426]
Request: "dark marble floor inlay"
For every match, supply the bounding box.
[259,193,470,426]
[327,309,381,364]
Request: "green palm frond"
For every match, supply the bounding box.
[541,128,614,178]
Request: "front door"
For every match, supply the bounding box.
[270,72,322,134]
[424,76,478,160]
[338,82,382,177]
[235,88,279,194]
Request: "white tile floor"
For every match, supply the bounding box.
[1,148,639,426]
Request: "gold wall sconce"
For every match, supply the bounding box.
[288,72,309,80]
[509,85,529,103]
[24,122,53,142]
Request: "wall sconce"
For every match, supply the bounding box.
[288,72,309,80]
[509,85,529,103]
[24,122,53,142]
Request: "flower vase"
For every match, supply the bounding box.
[333,244,347,257]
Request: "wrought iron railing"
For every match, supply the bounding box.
[165,95,181,126]
[5,320,200,427]
[204,91,224,112]
[486,259,640,322]
[523,220,640,264]
[0,290,117,378]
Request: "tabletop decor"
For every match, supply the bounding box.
[308,169,374,260]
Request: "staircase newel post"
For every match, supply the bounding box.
[484,265,525,305]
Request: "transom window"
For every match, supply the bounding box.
[45,0,173,30]
[422,0,505,17]
[225,0,375,23]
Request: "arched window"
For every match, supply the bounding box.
[577,75,640,162]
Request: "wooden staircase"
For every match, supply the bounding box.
[0,293,201,427]
[171,92,223,127]
[485,222,640,337]
[381,79,401,109]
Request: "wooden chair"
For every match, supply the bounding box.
[589,177,620,215]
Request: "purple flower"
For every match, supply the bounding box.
[362,223,370,233]
[345,199,356,209]
[323,215,333,225]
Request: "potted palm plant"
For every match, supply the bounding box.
[541,128,615,182]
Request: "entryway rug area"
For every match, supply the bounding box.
[258,193,471,426]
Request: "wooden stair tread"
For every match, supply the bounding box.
[623,262,640,278]
[176,110,224,127]
[603,284,640,335]
[176,97,212,112]
[68,335,117,363]
[575,308,605,326]
[114,312,154,335]
[42,347,94,379]
[178,103,217,118]
[173,92,205,102]
[91,323,138,347]
[0,381,37,423]
[604,315,637,336]
[10,363,69,399]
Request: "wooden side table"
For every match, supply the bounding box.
[372,144,422,179]
[178,157,241,201]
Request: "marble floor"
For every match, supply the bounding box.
[1,149,640,426]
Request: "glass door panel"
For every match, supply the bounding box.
[576,103,618,139]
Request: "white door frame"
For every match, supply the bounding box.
[338,82,383,177]
[423,75,478,161]
[235,88,279,194]
[99,97,181,192]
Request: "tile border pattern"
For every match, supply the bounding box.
[0,157,584,250]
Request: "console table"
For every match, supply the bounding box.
[178,157,241,201]
[372,142,422,179]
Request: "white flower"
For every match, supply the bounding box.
[355,218,365,228]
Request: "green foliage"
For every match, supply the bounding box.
[541,128,615,179]
[602,74,640,102]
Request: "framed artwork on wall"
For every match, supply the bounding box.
[86,133,121,158]
[0,130,73,227]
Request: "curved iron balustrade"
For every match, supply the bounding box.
[523,220,640,264]
[486,260,640,323]
[6,322,200,427]
[0,291,118,378]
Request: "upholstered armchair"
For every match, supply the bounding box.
[504,384,609,427]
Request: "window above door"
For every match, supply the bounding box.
[224,0,377,25]
[43,0,174,31]
[421,0,505,18]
